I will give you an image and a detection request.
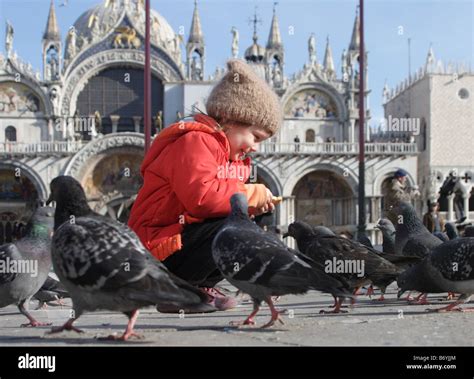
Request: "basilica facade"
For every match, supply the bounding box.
[0,0,471,245]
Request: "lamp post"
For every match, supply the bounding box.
[144,0,151,153]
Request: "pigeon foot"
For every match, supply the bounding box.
[21,320,52,327]
[48,318,84,334]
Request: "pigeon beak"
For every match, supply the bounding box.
[397,289,405,299]
[46,193,53,206]
[374,225,380,230]
[282,232,289,238]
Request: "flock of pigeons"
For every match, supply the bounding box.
[0,175,473,340]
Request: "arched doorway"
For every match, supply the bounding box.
[5,126,17,142]
[292,170,355,228]
[76,67,164,138]
[81,151,144,223]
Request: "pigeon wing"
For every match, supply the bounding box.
[0,243,22,285]
[430,238,474,281]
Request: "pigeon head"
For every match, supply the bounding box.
[445,222,458,240]
[396,266,419,298]
[284,221,314,240]
[375,218,395,235]
[391,202,424,232]
[47,176,92,229]
[230,193,249,219]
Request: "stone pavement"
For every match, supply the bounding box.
[0,282,472,346]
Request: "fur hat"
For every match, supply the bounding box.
[205,59,282,136]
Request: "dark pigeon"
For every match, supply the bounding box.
[375,218,396,254]
[46,176,213,340]
[434,232,449,242]
[212,193,351,327]
[33,273,70,309]
[445,222,459,240]
[286,221,405,302]
[465,226,474,237]
[397,237,474,312]
[0,206,55,326]
[357,233,374,249]
[392,202,442,258]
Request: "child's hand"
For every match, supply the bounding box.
[253,188,275,216]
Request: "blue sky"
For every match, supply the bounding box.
[0,0,472,125]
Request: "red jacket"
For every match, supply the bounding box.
[128,114,268,261]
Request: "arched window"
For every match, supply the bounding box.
[5,126,16,142]
[305,129,315,142]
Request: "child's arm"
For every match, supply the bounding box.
[170,132,269,218]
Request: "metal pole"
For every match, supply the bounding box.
[357,0,366,237]
[144,0,151,153]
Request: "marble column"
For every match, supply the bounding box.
[447,193,455,222]
[110,115,120,134]
[463,192,471,221]
[132,116,142,133]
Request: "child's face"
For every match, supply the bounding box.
[223,123,271,161]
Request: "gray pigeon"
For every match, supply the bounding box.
[397,237,474,312]
[392,202,442,258]
[0,206,55,326]
[33,273,70,309]
[375,218,396,254]
[212,193,351,327]
[286,220,407,302]
[46,176,213,341]
[445,222,459,240]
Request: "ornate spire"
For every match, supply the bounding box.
[425,44,435,71]
[348,6,360,51]
[188,0,203,45]
[43,0,60,41]
[323,36,335,77]
[266,2,282,50]
[245,7,265,63]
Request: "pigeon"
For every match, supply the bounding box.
[392,202,442,258]
[357,233,374,249]
[375,218,396,254]
[46,176,213,340]
[33,273,70,309]
[0,206,55,326]
[286,220,408,302]
[445,222,459,240]
[397,237,474,312]
[434,232,449,242]
[212,193,351,327]
[465,226,474,237]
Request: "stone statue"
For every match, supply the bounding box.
[308,33,316,64]
[231,27,239,59]
[67,27,77,59]
[154,110,163,133]
[5,21,14,58]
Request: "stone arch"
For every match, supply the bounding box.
[291,169,355,227]
[61,49,182,117]
[373,168,416,197]
[63,132,145,221]
[281,82,347,123]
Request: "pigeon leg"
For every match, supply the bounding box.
[366,285,375,298]
[320,297,348,314]
[99,310,143,341]
[410,293,429,305]
[35,301,47,310]
[446,292,456,300]
[428,300,465,313]
[401,291,414,301]
[353,286,362,296]
[376,293,385,301]
[18,300,51,327]
[48,317,84,334]
[230,301,260,327]
[261,298,285,329]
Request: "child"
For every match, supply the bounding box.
[128,59,282,311]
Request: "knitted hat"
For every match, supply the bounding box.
[205,59,282,136]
